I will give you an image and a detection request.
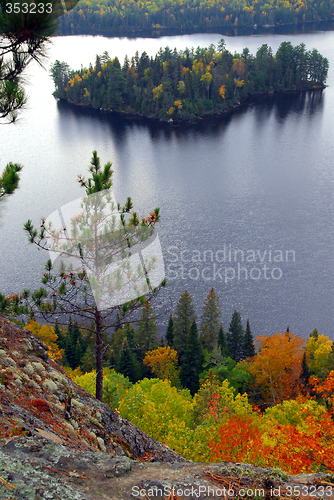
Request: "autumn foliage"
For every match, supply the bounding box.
[248,331,305,405]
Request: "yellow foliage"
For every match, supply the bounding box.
[234,78,245,88]
[219,84,226,99]
[306,334,333,376]
[152,83,163,100]
[24,320,64,362]
[143,346,179,382]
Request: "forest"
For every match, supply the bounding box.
[58,0,334,36]
[25,287,334,475]
[51,40,329,121]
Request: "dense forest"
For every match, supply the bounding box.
[27,287,334,474]
[51,40,329,121]
[59,0,334,36]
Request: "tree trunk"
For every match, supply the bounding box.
[95,308,103,401]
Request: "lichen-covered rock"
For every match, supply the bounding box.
[0,316,186,462]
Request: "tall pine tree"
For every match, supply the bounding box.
[227,310,244,362]
[200,288,221,352]
[173,290,196,365]
[180,320,204,396]
[218,323,229,357]
[243,319,255,358]
[135,301,158,358]
[165,313,174,347]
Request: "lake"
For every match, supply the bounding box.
[0,30,333,339]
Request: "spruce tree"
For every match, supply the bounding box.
[299,351,311,393]
[135,301,158,358]
[243,319,255,358]
[165,313,174,347]
[227,310,244,362]
[116,339,140,383]
[200,288,221,352]
[173,290,196,365]
[180,320,204,396]
[218,323,229,357]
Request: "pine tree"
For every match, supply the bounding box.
[0,163,23,199]
[200,288,221,352]
[16,151,165,401]
[243,319,255,359]
[0,1,58,123]
[180,319,204,395]
[218,323,229,357]
[165,313,174,347]
[135,301,158,358]
[173,290,196,365]
[227,310,244,362]
[116,339,140,383]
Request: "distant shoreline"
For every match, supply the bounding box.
[58,20,334,39]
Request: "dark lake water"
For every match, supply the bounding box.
[0,31,333,339]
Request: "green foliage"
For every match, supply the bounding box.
[116,338,141,383]
[0,162,22,199]
[262,399,326,431]
[51,41,329,122]
[73,368,132,407]
[173,290,196,365]
[199,287,221,352]
[165,313,174,347]
[118,378,193,441]
[243,318,255,358]
[180,319,204,395]
[0,0,58,123]
[227,309,245,362]
[135,302,158,359]
[56,319,89,369]
[218,324,229,357]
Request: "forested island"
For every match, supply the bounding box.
[59,0,334,36]
[52,40,329,122]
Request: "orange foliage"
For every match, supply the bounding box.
[311,370,334,411]
[209,412,334,474]
[209,415,272,465]
[248,331,305,405]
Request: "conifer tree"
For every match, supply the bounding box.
[135,301,158,358]
[199,288,221,352]
[173,290,196,365]
[299,351,311,394]
[243,319,255,358]
[180,319,204,396]
[116,338,140,383]
[13,151,165,401]
[165,313,174,347]
[227,310,244,362]
[218,323,229,357]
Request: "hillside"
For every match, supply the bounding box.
[1,315,334,500]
